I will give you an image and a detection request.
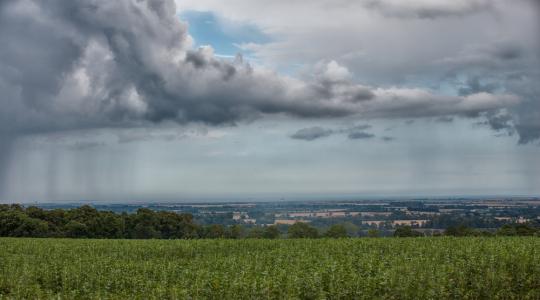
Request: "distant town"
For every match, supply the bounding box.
[35,197,540,236]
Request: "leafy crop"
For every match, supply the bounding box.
[0,237,538,299]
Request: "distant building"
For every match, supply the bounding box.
[232,211,251,221]
[439,209,465,213]
[392,220,428,227]
[406,211,440,216]
[359,212,392,217]
[516,217,530,224]
[274,219,310,225]
[361,220,386,227]
[495,216,531,224]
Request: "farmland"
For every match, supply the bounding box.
[0,238,539,299]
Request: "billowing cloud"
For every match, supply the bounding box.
[0,0,530,140]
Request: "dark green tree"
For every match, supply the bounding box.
[288,222,319,238]
[263,225,280,239]
[205,224,226,239]
[247,227,264,238]
[129,209,161,239]
[324,224,348,238]
[228,225,245,239]
[394,226,423,237]
[445,225,477,236]
[65,220,89,238]
[367,228,379,238]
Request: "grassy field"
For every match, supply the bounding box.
[0,237,539,299]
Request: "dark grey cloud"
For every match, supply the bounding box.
[0,135,15,192]
[116,130,187,143]
[516,122,540,144]
[458,77,499,96]
[69,141,106,151]
[343,124,372,132]
[290,127,333,141]
[290,123,375,141]
[381,136,395,142]
[493,44,523,61]
[439,40,540,144]
[474,111,515,138]
[485,112,514,132]
[348,132,375,140]
[514,100,540,144]
[507,77,540,144]
[435,116,454,123]
[363,0,493,19]
[339,124,375,139]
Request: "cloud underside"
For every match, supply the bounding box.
[0,0,535,143]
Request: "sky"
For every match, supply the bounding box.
[0,0,539,203]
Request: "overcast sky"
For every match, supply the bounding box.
[0,0,539,203]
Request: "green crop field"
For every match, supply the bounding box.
[0,237,539,299]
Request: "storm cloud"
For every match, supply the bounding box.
[0,0,524,137]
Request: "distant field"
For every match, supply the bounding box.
[0,238,539,299]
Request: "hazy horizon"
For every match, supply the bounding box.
[7,192,539,205]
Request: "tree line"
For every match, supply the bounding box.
[1,204,538,239]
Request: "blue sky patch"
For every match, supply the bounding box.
[180,11,271,57]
